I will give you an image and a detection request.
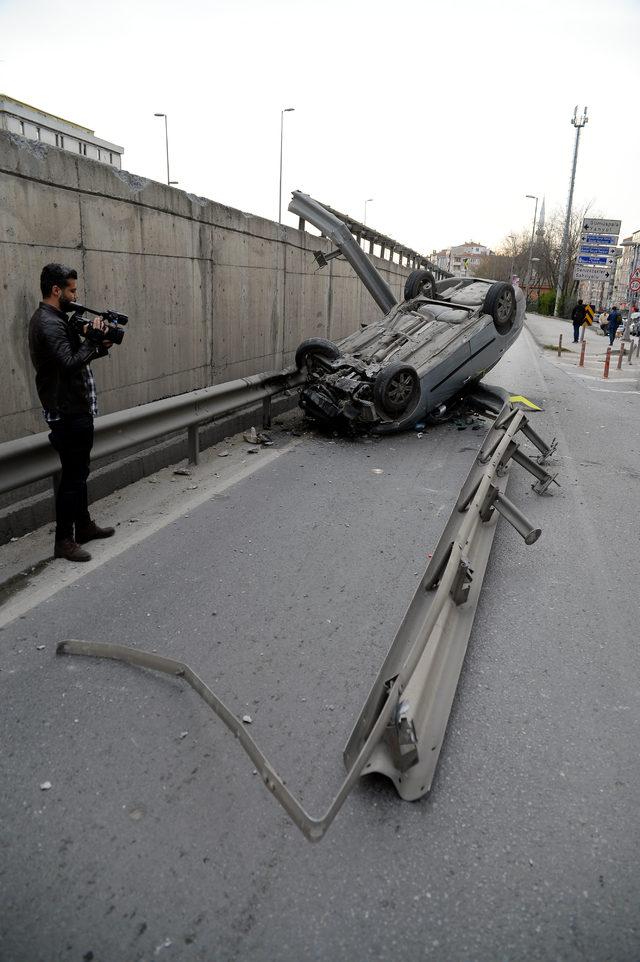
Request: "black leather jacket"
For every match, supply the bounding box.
[28,303,108,417]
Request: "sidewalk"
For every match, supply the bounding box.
[525,312,640,385]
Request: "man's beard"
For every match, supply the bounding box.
[59,295,75,313]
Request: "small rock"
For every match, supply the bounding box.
[371,468,384,475]
[217,450,230,457]
[243,427,258,444]
[148,478,160,484]
[40,781,52,791]
[10,537,19,543]
[242,714,252,724]
[179,731,189,739]
[36,645,45,651]
[246,447,260,454]
[173,468,191,477]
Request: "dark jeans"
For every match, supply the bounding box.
[608,323,620,346]
[48,414,94,541]
[572,321,581,342]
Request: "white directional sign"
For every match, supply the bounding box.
[573,264,613,281]
[582,218,621,235]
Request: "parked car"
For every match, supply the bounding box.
[289,192,525,433]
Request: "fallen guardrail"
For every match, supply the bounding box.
[56,385,558,842]
[0,368,304,498]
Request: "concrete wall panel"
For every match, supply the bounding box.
[0,131,412,442]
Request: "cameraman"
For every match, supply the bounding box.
[28,264,115,563]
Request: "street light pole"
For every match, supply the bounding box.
[278,107,295,224]
[364,198,373,225]
[525,194,539,303]
[154,113,178,186]
[554,106,588,318]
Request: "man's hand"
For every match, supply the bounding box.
[82,316,108,336]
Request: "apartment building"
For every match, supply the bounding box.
[0,94,123,169]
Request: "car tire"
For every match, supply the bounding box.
[404,269,437,301]
[295,337,341,370]
[373,363,421,417]
[483,282,516,334]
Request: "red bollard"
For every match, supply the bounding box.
[557,333,563,357]
[578,340,586,367]
[603,347,611,379]
[617,343,625,370]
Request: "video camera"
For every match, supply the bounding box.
[69,303,129,346]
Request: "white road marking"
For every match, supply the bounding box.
[0,439,302,630]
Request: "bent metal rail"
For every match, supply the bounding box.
[56,386,558,843]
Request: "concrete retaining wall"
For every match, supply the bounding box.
[0,130,410,443]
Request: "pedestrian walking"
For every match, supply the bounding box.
[607,306,622,346]
[571,299,586,343]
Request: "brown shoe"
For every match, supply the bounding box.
[75,520,116,544]
[54,539,92,562]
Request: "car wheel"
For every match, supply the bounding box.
[404,269,437,301]
[373,363,421,416]
[483,282,516,334]
[295,337,341,370]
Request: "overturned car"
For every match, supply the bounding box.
[289,192,525,433]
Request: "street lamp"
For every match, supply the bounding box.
[278,107,295,224]
[525,194,539,302]
[154,113,178,186]
[364,198,374,225]
[554,106,588,317]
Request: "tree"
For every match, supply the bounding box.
[476,204,593,315]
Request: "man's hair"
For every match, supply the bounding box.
[40,263,77,297]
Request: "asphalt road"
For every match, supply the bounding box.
[1,321,639,962]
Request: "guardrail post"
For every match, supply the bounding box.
[187,425,200,465]
[603,347,611,379]
[557,333,563,357]
[262,396,272,429]
[617,343,625,370]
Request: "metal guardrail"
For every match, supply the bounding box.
[56,387,558,843]
[0,368,305,499]
[293,197,452,281]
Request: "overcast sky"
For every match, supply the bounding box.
[1,0,638,254]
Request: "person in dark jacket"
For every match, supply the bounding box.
[571,299,586,342]
[607,306,622,346]
[28,264,115,562]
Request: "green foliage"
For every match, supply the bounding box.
[537,290,556,316]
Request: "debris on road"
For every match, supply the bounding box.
[39,781,52,791]
[242,714,252,724]
[243,427,258,444]
[217,450,230,457]
[173,468,191,477]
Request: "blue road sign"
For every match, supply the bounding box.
[579,245,617,257]
[578,254,613,266]
[582,233,618,246]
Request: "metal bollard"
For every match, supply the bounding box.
[557,333,563,357]
[603,347,611,379]
[617,343,625,370]
[579,340,586,367]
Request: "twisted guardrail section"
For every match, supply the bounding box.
[56,386,558,842]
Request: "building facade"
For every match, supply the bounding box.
[0,94,123,169]
[432,242,493,275]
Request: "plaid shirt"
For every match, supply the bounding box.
[44,364,98,423]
